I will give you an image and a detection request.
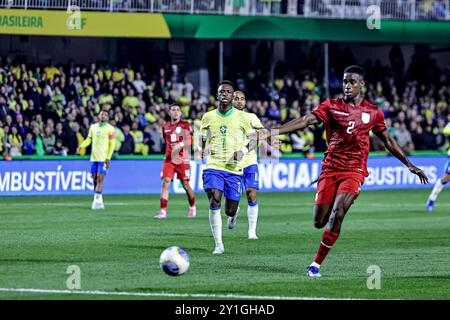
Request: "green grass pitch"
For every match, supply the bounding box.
[0,189,449,300]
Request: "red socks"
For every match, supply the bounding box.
[161,197,195,210]
[314,228,340,265]
[160,198,168,210]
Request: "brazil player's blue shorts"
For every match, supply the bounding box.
[90,162,107,175]
[445,159,450,175]
[202,169,243,201]
[243,164,259,190]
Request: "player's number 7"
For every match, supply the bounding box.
[347,121,355,134]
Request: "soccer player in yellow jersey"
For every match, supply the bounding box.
[201,80,255,254]
[77,111,116,210]
[233,90,265,240]
[426,122,450,212]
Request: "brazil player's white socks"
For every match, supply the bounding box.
[429,179,444,201]
[209,208,223,247]
[247,202,259,238]
[94,193,103,204]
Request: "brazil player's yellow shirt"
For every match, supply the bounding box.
[241,112,264,169]
[201,107,254,175]
[80,123,116,162]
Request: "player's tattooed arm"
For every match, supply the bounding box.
[375,130,429,184]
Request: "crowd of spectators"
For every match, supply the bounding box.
[0,52,449,160]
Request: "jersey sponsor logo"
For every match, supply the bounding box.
[332,110,349,116]
[176,126,181,133]
[361,112,371,124]
[220,125,227,134]
[96,131,101,137]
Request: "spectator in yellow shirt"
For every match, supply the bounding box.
[44,63,60,79]
[112,68,125,82]
[8,126,23,156]
[72,122,86,156]
[178,89,191,117]
[130,121,149,155]
[122,89,139,109]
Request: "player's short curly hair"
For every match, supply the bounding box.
[170,103,182,109]
[344,65,365,79]
[217,80,235,90]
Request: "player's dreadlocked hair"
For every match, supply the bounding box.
[217,80,235,90]
[344,65,365,79]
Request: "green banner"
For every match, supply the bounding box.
[164,14,450,43]
[1,9,449,43]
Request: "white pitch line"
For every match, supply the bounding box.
[0,202,132,207]
[1,202,448,208]
[0,288,367,300]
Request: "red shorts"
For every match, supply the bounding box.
[315,169,365,205]
[161,160,191,181]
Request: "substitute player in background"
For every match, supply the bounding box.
[201,80,255,254]
[259,65,428,277]
[233,90,264,240]
[77,110,116,210]
[155,103,196,219]
[426,121,450,212]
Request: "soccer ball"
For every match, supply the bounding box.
[159,246,190,276]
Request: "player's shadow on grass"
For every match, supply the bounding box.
[0,258,89,263]
[223,263,297,274]
[118,245,211,253]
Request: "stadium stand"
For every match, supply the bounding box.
[0,47,449,159]
[2,0,449,21]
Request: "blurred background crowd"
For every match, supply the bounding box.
[0,51,449,159]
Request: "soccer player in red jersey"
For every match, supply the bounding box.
[259,65,428,277]
[155,103,196,219]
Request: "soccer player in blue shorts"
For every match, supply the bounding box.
[200,80,255,254]
[426,122,450,212]
[77,110,116,210]
[232,90,265,240]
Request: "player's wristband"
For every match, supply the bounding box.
[241,146,249,155]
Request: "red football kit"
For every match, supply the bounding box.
[312,98,387,204]
[161,120,192,181]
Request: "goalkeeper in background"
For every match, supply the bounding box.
[77,110,116,210]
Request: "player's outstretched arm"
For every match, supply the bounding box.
[275,114,319,135]
[256,114,319,141]
[375,130,429,184]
